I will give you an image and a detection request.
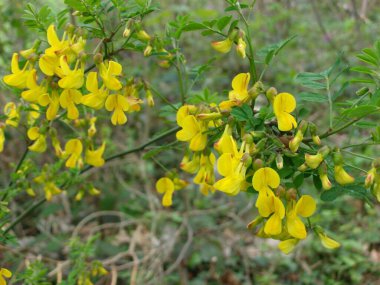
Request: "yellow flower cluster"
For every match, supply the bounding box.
[155,72,349,252]
[1,24,151,158]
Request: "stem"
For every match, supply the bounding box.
[341,149,374,161]
[236,2,257,83]
[326,76,333,129]
[341,142,380,149]
[173,39,186,105]
[1,147,30,201]
[3,127,180,234]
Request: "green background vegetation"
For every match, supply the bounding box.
[0,0,379,284]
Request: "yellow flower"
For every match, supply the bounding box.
[0,126,5,153]
[236,37,247,58]
[156,177,175,207]
[64,139,83,168]
[289,129,303,153]
[318,163,332,190]
[286,195,316,239]
[193,153,216,196]
[4,102,20,127]
[82,72,109,109]
[365,167,376,188]
[176,115,207,151]
[3,53,31,88]
[39,90,60,120]
[278,238,299,254]
[334,165,355,185]
[85,143,106,167]
[99,61,123,91]
[273,93,297,131]
[105,94,130,125]
[317,232,341,249]
[260,192,285,236]
[305,153,323,169]
[228,73,251,104]
[60,89,83,120]
[211,38,233,53]
[34,173,62,201]
[27,127,47,153]
[214,141,250,196]
[252,167,280,192]
[87,117,97,137]
[27,104,41,125]
[214,125,237,154]
[58,56,84,89]
[180,152,200,174]
[45,24,69,55]
[0,268,12,285]
[21,70,48,103]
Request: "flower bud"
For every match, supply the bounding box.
[334,164,355,185]
[144,44,152,57]
[365,167,376,188]
[93,53,103,64]
[158,60,170,68]
[146,89,154,107]
[314,226,340,249]
[318,163,332,190]
[136,30,151,41]
[309,123,321,145]
[248,81,264,100]
[305,153,323,169]
[298,163,308,172]
[286,188,297,200]
[236,37,247,58]
[211,38,233,53]
[247,216,263,229]
[289,131,303,153]
[253,159,263,170]
[276,153,283,170]
[197,112,222,120]
[123,27,131,38]
[265,87,278,103]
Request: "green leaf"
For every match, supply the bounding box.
[216,16,232,31]
[341,105,378,118]
[350,66,374,75]
[297,92,328,102]
[295,72,326,90]
[354,121,378,128]
[230,105,254,127]
[182,22,206,31]
[357,54,378,67]
[293,173,304,188]
[321,184,373,202]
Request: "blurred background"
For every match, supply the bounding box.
[1,0,380,284]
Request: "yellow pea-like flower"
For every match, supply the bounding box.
[4,102,20,128]
[278,238,299,254]
[176,115,207,151]
[228,73,250,104]
[105,94,130,125]
[27,127,47,153]
[273,92,298,131]
[58,57,84,90]
[286,195,316,239]
[34,172,62,201]
[236,38,247,58]
[39,53,61,76]
[82,72,109,109]
[334,165,355,185]
[60,89,83,120]
[258,192,285,236]
[99,61,123,91]
[0,127,5,153]
[64,139,83,168]
[180,152,200,174]
[39,91,60,121]
[305,153,323,169]
[0,268,12,285]
[211,38,233,53]
[214,125,237,154]
[21,70,48,103]
[252,167,280,193]
[193,153,216,196]
[45,24,69,55]
[156,177,175,207]
[85,143,106,167]
[3,53,31,89]
[317,232,341,249]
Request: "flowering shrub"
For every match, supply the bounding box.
[1,0,380,283]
